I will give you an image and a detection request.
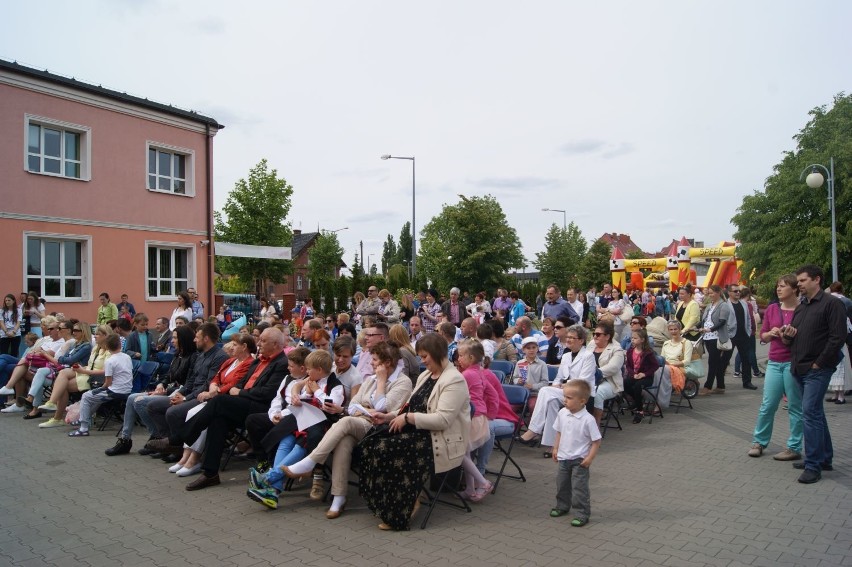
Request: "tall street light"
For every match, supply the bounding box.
[800,157,838,282]
[381,154,416,279]
[542,207,567,229]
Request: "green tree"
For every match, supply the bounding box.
[350,254,364,297]
[214,160,293,292]
[579,238,613,291]
[214,275,249,293]
[380,234,394,275]
[418,195,524,292]
[386,264,410,294]
[307,232,344,311]
[733,93,851,296]
[533,222,587,290]
[397,221,413,267]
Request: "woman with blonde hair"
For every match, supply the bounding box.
[388,324,421,384]
[38,324,115,427]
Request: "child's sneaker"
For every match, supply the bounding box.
[246,487,279,509]
[248,467,269,491]
[570,518,588,527]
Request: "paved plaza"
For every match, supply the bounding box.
[1,344,850,567]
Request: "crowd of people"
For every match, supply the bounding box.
[1,265,850,530]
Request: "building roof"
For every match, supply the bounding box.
[292,231,319,257]
[598,232,644,257]
[0,58,223,130]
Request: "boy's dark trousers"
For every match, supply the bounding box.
[555,457,590,520]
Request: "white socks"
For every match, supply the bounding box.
[286,456,317,476]
[329,495,346,512]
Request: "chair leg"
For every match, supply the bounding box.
[419,468,471,529]
[486,437,526,493]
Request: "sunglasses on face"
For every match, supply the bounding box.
[592,332,605,337]
[554,325,565,330]
[72,328,82,332]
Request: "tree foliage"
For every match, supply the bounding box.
[213,160,293,290]
[533,222,587,290]
[733,93,851,296]
[418,195,524,293]
[308,233,344,311]
[381,234,397,275]
[578,238,613,291]
[386,264,410,293]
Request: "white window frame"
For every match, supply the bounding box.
[24,114,92,181]
[296,275,303,291]
[146,141,195,197]
[23,231,92,302]
[145,241,196,301]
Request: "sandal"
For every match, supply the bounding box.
[632,412,644,424]
[67,429,90,437]
[23,411,43,420]
[550,508,569,517]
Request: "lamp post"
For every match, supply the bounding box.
[327,226,348,234]
[381,154,416,279]
[542,207,567,229]
[800,158,838,282]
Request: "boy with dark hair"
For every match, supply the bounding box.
[69,334,133,437]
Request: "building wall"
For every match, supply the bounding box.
[0,70,217,322]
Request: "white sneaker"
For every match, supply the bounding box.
[0,386,16,395]
[0,404,25,413]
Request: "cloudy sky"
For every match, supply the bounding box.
[3,1,850,272]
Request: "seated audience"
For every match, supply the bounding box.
[624,328,661,424]
[589,320,625,427]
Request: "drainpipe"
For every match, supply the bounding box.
[205,123,213,315]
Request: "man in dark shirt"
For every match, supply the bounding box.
[144,323,228,455]
[782,265,847,484]
[727,285,756,390]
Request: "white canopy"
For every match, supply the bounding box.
[214,242,292,260]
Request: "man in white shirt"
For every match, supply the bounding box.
[566,288,584,325]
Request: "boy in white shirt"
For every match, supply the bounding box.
[69,334,133,437]
[550,379,601,526]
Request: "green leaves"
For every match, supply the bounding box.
[733,93,850,296]
[418,195,524,293]
[214,159,294,288]
[533,222,587,290]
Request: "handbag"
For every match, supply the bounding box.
[717,338,732,351]
[619,301,633,325]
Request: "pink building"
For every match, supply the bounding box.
[0,59,223,323]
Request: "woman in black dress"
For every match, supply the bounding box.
[359,333,470,530]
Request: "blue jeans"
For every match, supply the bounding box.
[795,367,834,470]
[121,393,164,439]
[474,418,515,474]
[264,434,307,491]
[751,361,803,452]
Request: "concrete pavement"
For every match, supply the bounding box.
[1,343,850,567]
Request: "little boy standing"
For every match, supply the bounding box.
[551,379,601,526]
[69,334,133,437]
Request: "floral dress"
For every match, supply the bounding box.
[359,377,437,530]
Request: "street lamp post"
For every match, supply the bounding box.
[800,157,838,283]
[541,207,567,229]
[381,154,416,280]
[326,226,349,234]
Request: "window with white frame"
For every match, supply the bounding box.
[296,275,303,290]
[25,233,90,300]
[25,115,91,180]
[147,142,194,196]
[147,243,192,299]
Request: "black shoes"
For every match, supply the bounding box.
[743,383,758,390]
[793,462,833,471]
[105,437,132,456]
[797,469,821,484]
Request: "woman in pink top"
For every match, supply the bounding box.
[455,339,498,502]
[748,274,803,460]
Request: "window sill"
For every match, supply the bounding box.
[26,170,90,182]
[147,188,194,198]
[40,297,90,303]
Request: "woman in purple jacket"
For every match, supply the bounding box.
[624,328,660,424]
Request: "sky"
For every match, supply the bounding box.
[3,1,850,274]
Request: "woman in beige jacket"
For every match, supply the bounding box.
[359,333,470,531]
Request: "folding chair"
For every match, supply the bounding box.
[641,357,666,424]
[600,395,623,438]
[546,365,559,383]
[419,466,471,529]
[132,361,159,394]
[489,359,514,378]
[486,384,529,493]
[221,427,251,471]
[490,369,506,384]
